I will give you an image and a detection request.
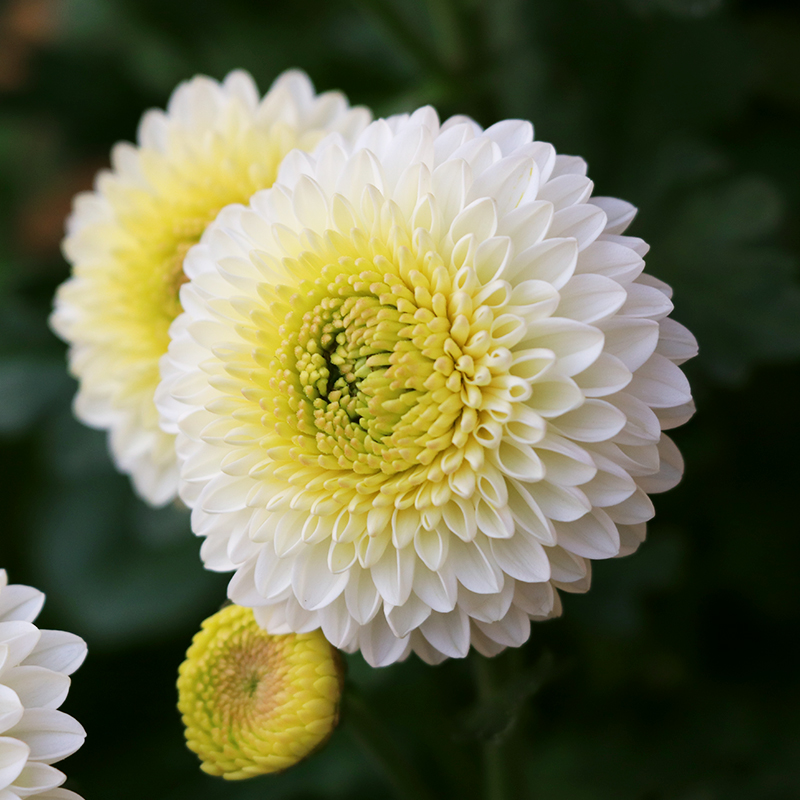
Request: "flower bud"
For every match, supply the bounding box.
[177,604,343,779]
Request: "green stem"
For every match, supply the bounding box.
[344,690,437,800]
[474,656,508,800]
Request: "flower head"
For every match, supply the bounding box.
[158,107,697,666]
[0,570,87,799]
[177,604,342,779]
[51,69,370,506]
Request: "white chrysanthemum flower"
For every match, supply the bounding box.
[157,108,697,667]
[51,69,371,506]
[0,570,87,799]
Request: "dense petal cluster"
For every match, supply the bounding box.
[158,107,697,666]
[0,570,87,799]
[51,69,370,505]
[178,604,342,778]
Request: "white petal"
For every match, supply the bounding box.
[620,282,673,320]
[7,709,85,765]
[431,159,468,227]
[507,238,577,289]
[637,434,684,494]
[576,240,644,284]
[656,318,698,365]
[483,119,533,155]
[385,594,431,638]
[609,393,661,446]
[513,581,557,618]
[291,546,349,611]
[0,736,29,789]
[21,632,85,677]
[317,597,357,650]
[0,588,44,626]
[371,546,415,607]
[529,481,591,522]
[490,533,550,583]
[574,352,632,398]
[656,401,696,430]
[549,155,587,178]
[34,789,83,800]
[449,537,503,594]
[358,616,410,668]
[0,684,24,735]
[548,204,607,250]
[557,274,626,323]
[414,526,451,571]
[554,509,620,559]
[605,487,655,525]
[412,565,458,614]
[600,317,660,372]
[449,197,498,244]
[617,523,647,557]
[580,452,637,507]
[497,201,553,253]
[505,480,558,545]
[551,399,626,443]
[344,567,382,626]
[537,174,593,211]
[489,440,544,482]
[420,609,470,659]
[474,605,531,648]
[546,546,589,585]
[9,761,65,797]
[408,630,451,665]
[2,669,69,713]
[458,580,515,623]
[627,354,692,409]
[522,318,604,377]
[589,196,637,234]
[468,624,507,658]
[525,377,583,418]
[535,435,597,486]
[0,624,40,671]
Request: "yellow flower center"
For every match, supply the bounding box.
[227,210,538,547]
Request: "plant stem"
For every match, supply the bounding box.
[473,655,508,800]
[344,689,437,800]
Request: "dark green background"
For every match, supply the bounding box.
[1,0,798,797]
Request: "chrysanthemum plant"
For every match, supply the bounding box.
[54,67,696,786]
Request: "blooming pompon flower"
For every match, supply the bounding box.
[51,69,371,506]
[177,604,342,779]
[0,570,87,799]
[157,107,697,666]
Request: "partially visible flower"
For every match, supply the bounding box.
[0,569,87,799]
[158,107,697,666]
[51,69,371,506]
[178,604,342,779]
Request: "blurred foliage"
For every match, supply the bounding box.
[0,0,798,798]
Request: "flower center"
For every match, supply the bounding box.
[213,636,286,725]
[239,219,532,529]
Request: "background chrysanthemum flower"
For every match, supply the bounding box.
[157,107,697,667]
[0,570,87,799]
[50,69,371,506]
[178,604,342,779]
